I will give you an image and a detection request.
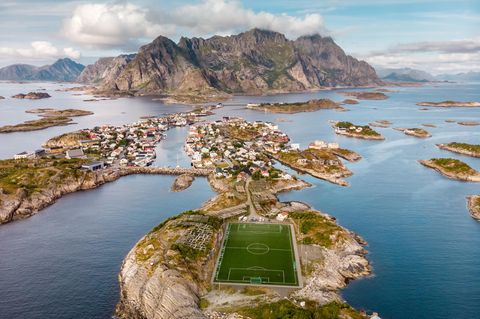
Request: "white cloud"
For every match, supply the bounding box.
[0,41,81,60]
[361,37,480,74]
[62,3,165,49]
[171,0,326,38]
[62,1,327,49]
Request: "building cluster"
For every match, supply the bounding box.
[184,117,293,178]
[308,140,340,150]
[335,124,364,134]
[14,111,201,169]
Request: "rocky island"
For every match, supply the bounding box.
[171,174,195,192]
[416,101,480,107]
[271,147,353,186]
[341,99,359,105]
[0,96,4,99]
[395,127,431,138]
[12,92,51,99]
[437,143,480,158]
[458,121,480,126]
[115,173,370,319]
[337,91,388,100]
[333,121,385,140]
[0,108,93,133]
[467,195,480,220]
[419,158,480,182]
[246,99,344,113]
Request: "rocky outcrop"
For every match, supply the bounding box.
[116,230,209,319]
[292,227,370,304]
[82,29,381,96]
[0,58,84,82]
[467,195,480,220]
[171,174,195,192]
[76,54,136,84]
[0,169,120,224]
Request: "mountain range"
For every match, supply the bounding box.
[0,58,84,82]
[77,28,382,97]
[376,67,436,82]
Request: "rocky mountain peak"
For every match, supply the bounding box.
[80,28,381,96]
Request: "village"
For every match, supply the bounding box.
[185,117,294,178]
[12,110,210,170]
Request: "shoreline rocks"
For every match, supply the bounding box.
[466,195,480,220]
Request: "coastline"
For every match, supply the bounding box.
[0,167,211,225]
[466,195,480,220]
[115,173,370,319]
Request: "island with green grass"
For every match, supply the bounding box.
[419,158,480,182]
[467,195,480,220]
[338,91,388,100]
[271,147,353,186]
[437,143,480,158]
[0,108,93,133]
[246,99,344,113]
[333,121,385,140]
[395,127,431,138]
[416,101,480,107]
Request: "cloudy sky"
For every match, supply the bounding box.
[0,0,479,74]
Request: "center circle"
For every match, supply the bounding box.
[246,243,270,255]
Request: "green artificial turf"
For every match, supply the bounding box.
[214,223,299,286]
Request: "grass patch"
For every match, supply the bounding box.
[237,300,367,319]
[289,211,344,248]
[445,142,480,156]
[429,158,476,175]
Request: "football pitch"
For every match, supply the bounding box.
[213,223,301,287]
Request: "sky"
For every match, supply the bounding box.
[0,0,479,74]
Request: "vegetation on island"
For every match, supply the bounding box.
[236,299,367,319]
[247,99,343,113]
[289,211,345,247]
[338,91,388,100]
[428,158,476,174]
[273,148,352,186]
[437,142,480,158]
[0,158,87,195]
[334,121,383,139]
[420,158,480,182]
[0,108,93,133]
